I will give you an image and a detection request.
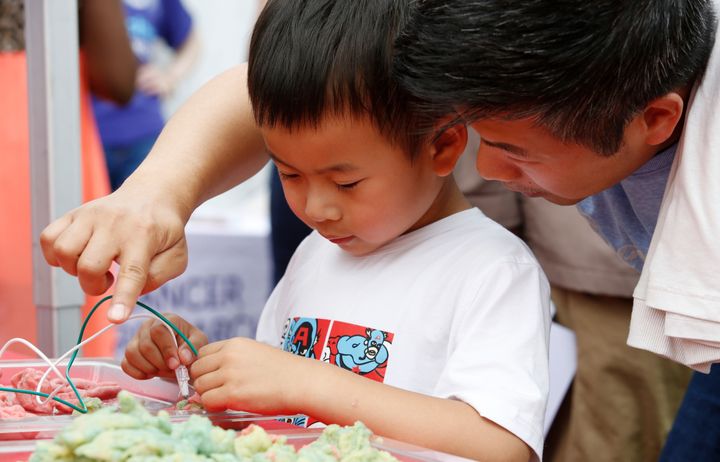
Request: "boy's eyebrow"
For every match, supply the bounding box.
[268,151,295,169]
[317,163,358,174]
[268,151,359,174]
[481,138,529,157]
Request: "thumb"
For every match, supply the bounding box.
[178,344,194,366]
[148,318,186,370]
[177,326,208,365]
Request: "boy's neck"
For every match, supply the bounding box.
[405,178,472,234]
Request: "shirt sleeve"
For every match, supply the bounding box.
[255,276,288,347]
[159,0,193,49]
[434,259,551,462]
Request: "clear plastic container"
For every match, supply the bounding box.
[0,359,473,461]
[0,358,300,441]
[280,429,475,462]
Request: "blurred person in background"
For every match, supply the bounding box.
[92,0,199,191]
[0,0,137,355]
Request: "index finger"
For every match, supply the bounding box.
[107,244,153,323]
[39,213,74,267]
[189,354,219,381]
[197,339,228,357]
[190,341,230,378]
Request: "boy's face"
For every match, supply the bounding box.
[470,117,661,205]
[263,116,449,256]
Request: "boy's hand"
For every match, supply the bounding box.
[190,338,307,414]
[122,314,208,380]
[39,184,191,324]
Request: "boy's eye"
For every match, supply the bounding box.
[336,180,361,190]
[278,172,300,180]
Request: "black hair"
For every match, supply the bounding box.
[248,0,429,157]
[395,0,717,155]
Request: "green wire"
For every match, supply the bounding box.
[1,295,197,414]
[0,386,86,413]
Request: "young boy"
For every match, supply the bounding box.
[122,1,550,461]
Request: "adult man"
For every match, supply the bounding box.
[455,139,691,461]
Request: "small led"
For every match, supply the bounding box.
[175,365,190,399]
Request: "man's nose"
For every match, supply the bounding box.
[305,188,341,222]
[475,149,523,182]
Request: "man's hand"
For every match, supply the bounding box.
[39,185,190,323]
[40,64,270,323]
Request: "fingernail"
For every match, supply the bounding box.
[108,304,127,322]
[180,348,193,364]
[167,357,180,370]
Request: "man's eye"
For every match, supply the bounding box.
[336,180,361,190]
[481,140,530,162]
[279,172,299,180]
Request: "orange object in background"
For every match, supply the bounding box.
[0,52,115,357]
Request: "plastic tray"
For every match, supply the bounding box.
[0,359,472,461]
[0,427,473,462]
[0,358,300,441]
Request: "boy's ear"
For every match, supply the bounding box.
[429,122,468,177]
[641,91,685,146]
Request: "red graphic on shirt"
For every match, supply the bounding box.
[281,317,330,360]
[282,317,394,428]
[321,321,393,382]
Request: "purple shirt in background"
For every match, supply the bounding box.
[92,0,192,148]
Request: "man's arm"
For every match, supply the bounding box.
[127,63,267,206]
[40,64,268,322]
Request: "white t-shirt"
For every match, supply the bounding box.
[256,208,551,460]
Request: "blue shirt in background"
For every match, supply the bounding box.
[577,144,677,272]
[92,0,192,148]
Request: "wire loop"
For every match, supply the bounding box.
[0,295,196,414]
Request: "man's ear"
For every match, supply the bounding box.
[642,91,685,146]
[430,122,468,177]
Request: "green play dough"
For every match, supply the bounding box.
[30,391,398,462]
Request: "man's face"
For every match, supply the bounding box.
[470,117,658,205]
[262,115,445,256]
